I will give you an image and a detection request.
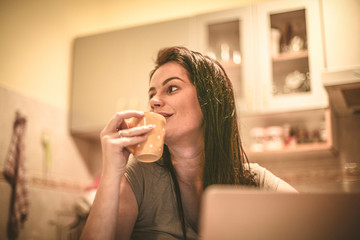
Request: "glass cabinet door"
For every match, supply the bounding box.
[207,19,243,100]
[195,7,256,114]
[270,9,310,96]
[257,0,328,112]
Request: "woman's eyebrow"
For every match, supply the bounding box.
[148,77,185,93]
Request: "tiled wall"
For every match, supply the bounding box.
[0,85,101,239]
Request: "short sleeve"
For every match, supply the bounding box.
[125,156,144,207]
[249,163,280,191]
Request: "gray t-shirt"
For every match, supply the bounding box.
[125,157,280,240]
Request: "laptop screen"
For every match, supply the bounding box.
[199,185,360,240]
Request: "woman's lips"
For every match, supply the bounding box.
[157,112,173,119]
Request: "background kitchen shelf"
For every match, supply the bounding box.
[272,50,308,62]
[247,142,337,163]
[240,107,338,162]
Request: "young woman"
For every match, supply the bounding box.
[81,46,296,240]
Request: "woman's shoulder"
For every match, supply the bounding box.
[126,156,166,175]
[248,163,262,174]
[125,156,170,207]
[125,156,170,188]
[248,163,280,191]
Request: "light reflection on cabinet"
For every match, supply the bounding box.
[207,19,243,99]
[195,6,255,113]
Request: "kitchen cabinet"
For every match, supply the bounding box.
[321,0,360,71]
[70,0,331,146]
[256,0,327,112]
[248,0,337,156]
[70,18,196,138]
[320,0,360,118]
[193,0,334,157]
[195,0,328,113]
[194,7,256,114]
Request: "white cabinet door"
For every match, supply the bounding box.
[256,0,328,112]
[321,0,360,71]
[71,18,195,137]
[194,7,257,114]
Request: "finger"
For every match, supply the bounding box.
[117,125,154,138]
[104,110,144,134]
[111,134,148,149]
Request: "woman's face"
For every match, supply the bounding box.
[149,62,203,145]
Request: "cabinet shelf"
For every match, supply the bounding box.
[247,142,336,157]
[240,107,337,161]
[247,143,337,163]
[272,50,308,62]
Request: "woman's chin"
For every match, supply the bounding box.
[164,132,176,146]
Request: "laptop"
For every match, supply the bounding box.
[198,185,360,240]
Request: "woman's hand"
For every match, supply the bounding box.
[100,110,154,176]
[81,110,146,240]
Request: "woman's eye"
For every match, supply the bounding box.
[168,86,179,94]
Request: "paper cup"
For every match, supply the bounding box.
[126,112,166,162]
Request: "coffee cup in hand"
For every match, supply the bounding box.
[126,112,166,162]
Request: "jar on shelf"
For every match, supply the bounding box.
[265,126,284,151]
[249,127,266,152]
[319,121,327,142]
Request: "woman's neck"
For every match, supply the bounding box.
[167,136,204,185]
[167,137,205,232]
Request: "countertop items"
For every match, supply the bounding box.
[249,120,327,153]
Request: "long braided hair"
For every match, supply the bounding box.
[150,46,256,239]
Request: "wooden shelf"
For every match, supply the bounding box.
[247,141,335,156]
[246,141,338,164]
[241,107,338,162]
[272,50,308,62]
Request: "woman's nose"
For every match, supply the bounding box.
[150,96,164,109]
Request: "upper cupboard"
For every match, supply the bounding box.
[71,0,330,136]
[71,18,196,136]
[194,0,327,114]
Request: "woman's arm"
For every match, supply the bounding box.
[81,172,137,240]
[80,111,152,240]
[116,177,138,239]
[81,173,138,240]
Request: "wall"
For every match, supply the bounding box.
[0,86,103,239]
